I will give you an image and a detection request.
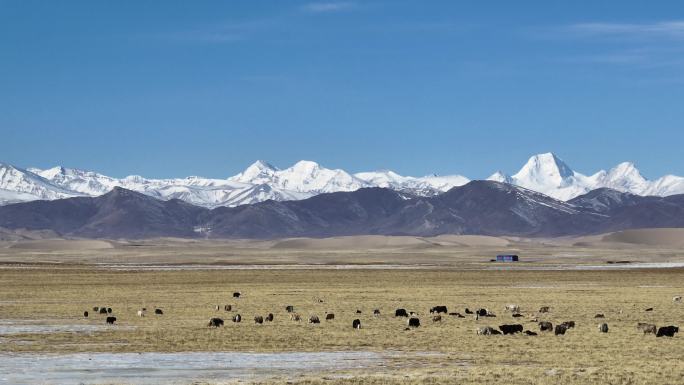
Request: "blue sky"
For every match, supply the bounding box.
[1,1,683,179]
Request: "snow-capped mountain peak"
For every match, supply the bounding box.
[605,162,646,183]
[513,152,575,185]
[229,160,278,184]
[487,171,512,184]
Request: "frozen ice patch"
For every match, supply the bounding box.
[0,351,387,384]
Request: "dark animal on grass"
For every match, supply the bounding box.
[93,307,99,312]
[99,308,108,314]
[538,306,550,313]
[83,311,88,318]
[598,323,609,333]
[656,326,679,337]
[645,307,653,312]
[476,308,488,316]
[465,308,473,314]
[432,315,442,322]
[233,314,241,323]
[477,326,501,335]
[309,315,320,324]
[512,313,523,318]
[430,306,448,314]
[352,319,361,329]
[265,313,274,322]
[449,312,465,318]
[555,324,568,335]
[286,305,294,313]
[561,321,575,329]
[499,324,523,335]
[224,305,232,312]
[106,316,116,325]
[325,313,334,320]
[637,323,657,335]
[395,308,409,317]
[373,309,380,316]
[290,313,301,321]
[155,308,163,315]
[233,292,241,298]
[254,316,263,324]
[208,317,224,327]
[539,321,553,332]
[356,310,362,314]
[595,314,605,318]
[524,330,538,336]
[107,308,112,314]
[407,318,420,328]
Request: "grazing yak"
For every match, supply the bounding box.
[395,308,409,317]
[595,314,605,318]
[99,308,108,314]
[224,305,232,312]
[656,326,679,337]
[286,305,294,313]
[106,316,117,325]
[137,310,145,317]
[499,324,523,335]
[511,313,523,318]
[265,313,274,322]
[290,313,301,322]
[465,308,473,314]
[309,315,320,324]
[598,323,609,333]
[107,308,112,314]
[254,316,264,324]
[645,307,653,312]
[208,317,224,327]
[155,308,163,315]
[233,314,242,323]
[432,315,442,323]
[93,307,99,312]
[539,321,553,332]
[554,324,568,335]
[352,319,361,329]
[476,309,495,317]
[538,306,550,313]
[449,312,465,318]
[673,296,682,303]
[430,306,448,314]
[325,313,335,321]
[637,323,657,335]
[477,326,501,335]
[356,310,362,314]
[524,330,538,336]
[373,309,381,316]
[407,317,420,328]
[561,321,576,329]
[83,311,89,318]
[233,292,241,298]
[214,305,220,311]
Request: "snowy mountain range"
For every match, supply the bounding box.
[1,153,683,207]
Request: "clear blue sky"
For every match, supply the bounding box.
[2,1,683,179]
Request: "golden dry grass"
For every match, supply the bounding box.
[1,266,683,384]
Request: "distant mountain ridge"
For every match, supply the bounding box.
[1,181,683,239]
[1,153,683,208]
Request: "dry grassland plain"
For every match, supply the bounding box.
[1,231,684,384]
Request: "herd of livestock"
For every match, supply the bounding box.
[83,293,682,338]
